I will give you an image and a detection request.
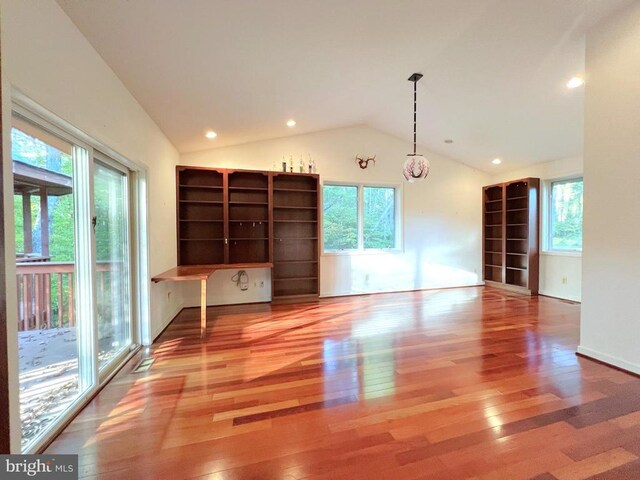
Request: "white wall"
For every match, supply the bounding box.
[579,2,640,373]
[1,0,181,450]
[491,156,583,302]
[180,125,489,306]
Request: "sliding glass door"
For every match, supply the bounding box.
[12,110,136,451]
[12,116,85,449]
[94,157,132,372]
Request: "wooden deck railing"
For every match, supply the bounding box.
[16,261,114,331]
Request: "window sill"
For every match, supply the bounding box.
[541,250,582,258]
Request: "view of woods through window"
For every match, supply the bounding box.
[94,161,131,371]
[323,184,397,251]
[13,128,74,261]
[12,124,82,448]
[323,185,358,250]
[550,178,583,251]
[363,186,395,249]
[13,121,132,449]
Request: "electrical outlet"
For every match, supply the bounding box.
[561,276,568,284]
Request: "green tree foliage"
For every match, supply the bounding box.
[551,179,583,250]
[12,128,74,261]
[323,185,358,250]
[94,164,126,262]
[13,194,24,253]
[364,187,395,249]
[13,128,75,326]
[93,163,129,349]
[323,185,396,250]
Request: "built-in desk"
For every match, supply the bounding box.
[152,263,273,338]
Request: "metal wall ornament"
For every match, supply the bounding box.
[356,155,376,169]
[403,73,430,182]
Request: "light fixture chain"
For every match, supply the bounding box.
[413,78,417,154]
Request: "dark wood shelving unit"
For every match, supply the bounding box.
[482,178,540,294]
[176,166,320,302]
[271,172,320,302]
[483,184,504,284]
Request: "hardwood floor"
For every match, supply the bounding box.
[47,287,640,479]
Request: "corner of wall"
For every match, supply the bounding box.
[151,300,185,343]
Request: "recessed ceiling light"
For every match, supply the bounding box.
[566,77,584,89]
[444,139,453,144]
[286,119,297,127]
[492,158,502,165]
[205,131,217,139]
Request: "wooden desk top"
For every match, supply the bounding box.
[151,263,273,283]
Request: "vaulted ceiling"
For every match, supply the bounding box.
[56,0,632,171]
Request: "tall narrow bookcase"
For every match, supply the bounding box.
[271,173,320,302]
[176,166,320,302]
[482,178,540,294]
[483,185,504,284]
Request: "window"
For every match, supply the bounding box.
[323,185,358,250]
[548,177,583,251]
[363,186,396,249]
[323,183,399,252]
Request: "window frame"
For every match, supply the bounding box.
[93,152,135,380]
[322,181,402,255]
[543,176,583,256]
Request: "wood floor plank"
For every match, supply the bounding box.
[550,448,637,480]
[44,287,640,479]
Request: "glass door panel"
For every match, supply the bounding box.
[11,120,85,449]
[13,111,137,451]
[94,160,132,371]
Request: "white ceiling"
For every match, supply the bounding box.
[56,0,632,172]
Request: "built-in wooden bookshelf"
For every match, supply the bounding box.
[482,178,540,294]
[483,185,504,284]
[176,166,320,302]
[272,173,320,301]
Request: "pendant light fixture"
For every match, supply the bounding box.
[402,73,430,182]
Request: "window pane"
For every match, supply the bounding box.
[364,187,395,249]
[323,185,358,250]
[12,122,83,449]
[94,161,131,371]
[550,179,583,250]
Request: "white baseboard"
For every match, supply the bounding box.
[577,345,640,375]
[151,301,185,343]
[320,283,484,298]
[539,289,581,303]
